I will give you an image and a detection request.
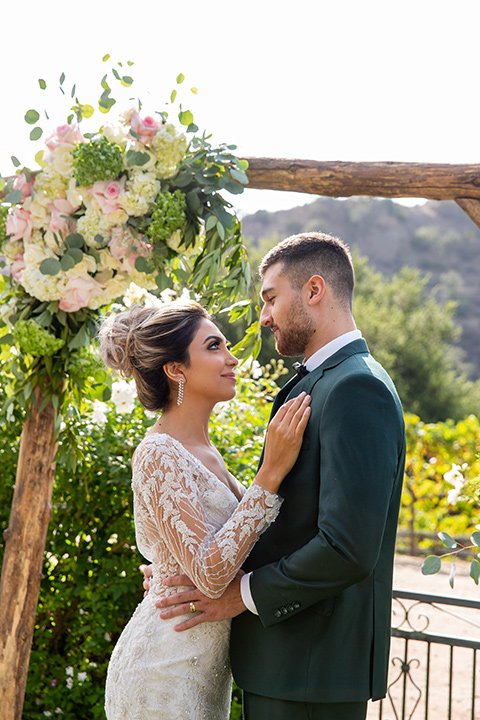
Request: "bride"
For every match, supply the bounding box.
[99,300,311,720]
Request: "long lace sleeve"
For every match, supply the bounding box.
[132,434,282,598]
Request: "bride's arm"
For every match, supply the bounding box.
[133,438,282,599]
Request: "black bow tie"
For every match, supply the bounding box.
[292,362,309,377]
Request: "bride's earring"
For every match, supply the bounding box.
[177,377,184,406]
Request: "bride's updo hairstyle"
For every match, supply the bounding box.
[99,301,210,412]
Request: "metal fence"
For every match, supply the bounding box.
[367,589,480,720]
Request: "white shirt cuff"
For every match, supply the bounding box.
[240,572,258,615]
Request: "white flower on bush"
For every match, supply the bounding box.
[240,356,262,379]
[111,380,137,414]
[77,672,87,684]
[444,463,466,505]
[66,677,73,690]
[65,666,74,677]
[90,400,109,425]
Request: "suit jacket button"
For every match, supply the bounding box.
[274,609,282,618]
[286,604,294,612]
[281,607,288,615]
[292,601,301,609]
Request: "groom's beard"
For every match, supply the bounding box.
[275,304,315,357]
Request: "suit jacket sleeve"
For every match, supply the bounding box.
[250,371,405,628]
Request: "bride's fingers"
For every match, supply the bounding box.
[155,590,197,609]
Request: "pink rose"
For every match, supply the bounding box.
[13,173,34,200]
[92,177,126,214]
[58,275,105,313]
[6,207,33,243]
[11,253,26,283]
[45,124,84,152]
[48,199,76,235]
[109,227,152,270]
[130,110,160,144]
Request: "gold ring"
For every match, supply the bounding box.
[189,602,196,613]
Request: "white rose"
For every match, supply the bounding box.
[51,144,74,178]
[97,249,123,272]
[24,243,55,266]
[65,253,97,278]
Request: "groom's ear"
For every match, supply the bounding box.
[304,275,326,305]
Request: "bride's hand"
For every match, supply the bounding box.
[254,391,311,494]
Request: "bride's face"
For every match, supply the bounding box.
[181,318,238,405]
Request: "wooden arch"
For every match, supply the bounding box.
[1,157,480,719]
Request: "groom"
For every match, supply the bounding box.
[156,232,406,720]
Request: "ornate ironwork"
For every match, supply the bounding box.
[368,589,480,720]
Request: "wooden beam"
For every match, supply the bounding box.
[455,198,480,231]
[242,157,480,202]
[0,395,57,720]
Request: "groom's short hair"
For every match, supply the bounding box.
[259,232,354,311]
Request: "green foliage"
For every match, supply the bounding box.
[0,205,7,243]
[400,412,480,564]
[353,257,480,421]
[147,189,187,242]
[71,136,125,187]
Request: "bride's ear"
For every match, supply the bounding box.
[163,362,185,384]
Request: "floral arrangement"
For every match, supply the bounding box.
[0,59,257,424]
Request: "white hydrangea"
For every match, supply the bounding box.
[102,123,129,147]
[111,379,137,414]
[21,266,68,302]
[120,171,160,217]
[33,166,69,203]
[76,207,116,248]
[128,269,158,291]
[151,124,188,178]
[2,239,23,262]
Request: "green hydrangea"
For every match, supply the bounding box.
[66,347,103,382]
[72,136,124,187]
[13,319,65,357]
[0,205,8,244]
[147,190,187,243]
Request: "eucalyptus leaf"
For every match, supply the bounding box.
[25,109,40,124]
[35,150,46,167]
[170,90,177,103]
[4,190,23,204]
[438,531,458,549]
[421,555,441,575]
[126,150,150,167]
[230,167,249,185]
[102,54,110,62]
[30,127,43,141]
[59,72,65,85]
[176,73,185,84]
[471,531,480,547]
[65,233,85,249]
[60,255,76,271]
[11,156,21,168]
[449,562,456,589]
[470,558,480,585]
[179,110,194,126]
[38,79,47,90]
[39,258,61,276]
[121,76,133,87]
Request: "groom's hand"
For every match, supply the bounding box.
[155,572,246,632]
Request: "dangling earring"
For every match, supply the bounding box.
[177,377,184,406]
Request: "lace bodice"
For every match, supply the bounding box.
[105,431,283,719]
[132,432,282,598]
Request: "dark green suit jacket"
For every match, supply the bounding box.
[230,339,406,703]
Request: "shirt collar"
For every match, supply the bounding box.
[304,329,363,372]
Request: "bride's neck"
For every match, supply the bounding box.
[153,403,213,447]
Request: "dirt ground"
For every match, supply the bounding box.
[367,554,480,720]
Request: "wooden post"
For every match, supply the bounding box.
[0,394,57,720]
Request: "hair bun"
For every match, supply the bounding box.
[98,310,139,378]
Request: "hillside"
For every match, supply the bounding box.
[242,197,480,379]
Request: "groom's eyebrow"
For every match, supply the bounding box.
[261,285,274,300]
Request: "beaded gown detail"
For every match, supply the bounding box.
[105,432,282,720]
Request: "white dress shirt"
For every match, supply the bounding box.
[240,329,363,614]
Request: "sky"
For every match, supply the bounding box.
[1,0,479,218]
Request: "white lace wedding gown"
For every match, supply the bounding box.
[104,432,282,720]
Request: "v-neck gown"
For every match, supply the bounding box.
[104,433,282,720]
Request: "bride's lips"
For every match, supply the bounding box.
[221,373,236,381]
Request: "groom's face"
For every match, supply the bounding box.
[260,263,315,357]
